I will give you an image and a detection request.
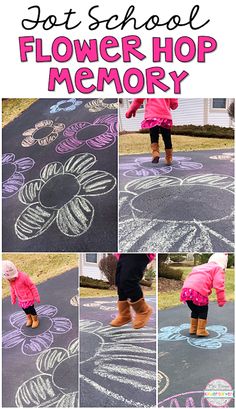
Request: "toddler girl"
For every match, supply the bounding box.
[2,260,41,328]
[110,253,155,329]
[126,98,178,164]
[180,253,227,337]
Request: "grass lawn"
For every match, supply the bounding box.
[158,267,234,310]
[80,281,156,298]
[2,98,37,127]
[119,134,234,155]
[2,253,78,298]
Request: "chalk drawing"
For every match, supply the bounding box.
[158,391,210,407]
[2,305,72,356]
[210,152,234,163]
[2,153,35,199]
[80,318,156,407]
[158,323,234,350]
[121,156,203,178]
[158,371,170,395]
[70,294,79,307]
[119,174,234,252]
[21,120,65,147]
[15,153,116,239]
[50,99,82,113]
[15,338,79,407]
[56,114,118,154]
[85,99,118,112]
[83,300,117,311]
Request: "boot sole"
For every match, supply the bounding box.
[152,157,160,164]
[133,307,153,329]
[110,318,132,327]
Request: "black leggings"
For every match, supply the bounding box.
[22,305,37,315]
[186,300,208,320]
[116,254,150,303]
[150,126,172,149]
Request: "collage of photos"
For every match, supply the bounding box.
[1,97,235,408]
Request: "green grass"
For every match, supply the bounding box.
[80,282,156,298]
[119,134,234,155]
[2,253,78,298]
[2,98,37,127]
[158,267,234,310]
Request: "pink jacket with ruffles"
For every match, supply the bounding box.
[182,262,226,306]
[126,98,178,120]
[10,271,40,305]
[114,254,155,262]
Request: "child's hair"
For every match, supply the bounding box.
[2,260,18,279]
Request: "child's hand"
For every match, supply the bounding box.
[218,302,225,307]
[126,108,136,118]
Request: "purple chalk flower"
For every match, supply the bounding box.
[2,153,35,199]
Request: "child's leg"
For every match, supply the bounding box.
[160,127,173,165]
[110,259,131,327]
[186,300,198,318]
[186,301,198,334]
[22,305,38,327]
[196,304,209,337]
[150,126,160,163]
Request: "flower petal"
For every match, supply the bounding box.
[56,136,85,154]
[18,179,44,204]
[86,133,116,150]
[64,153,96,176]
[36,305,58,317]
[21,136,37,147]
[22,128,37,137]
[36,347,69,374]
[57,196,94,237]
[10,310,27,329]
[173,162,203,170]
[2,153,15,163]
[2,329,24,348]
[22,331,53,355]
[35,120,53,129]
[63,122,90,138]
[40,162,63,182]
[68,339,79,356]
[53,123,65,133]
[14,157,35,172]
[80,319,103,333]
[37,132,58,146]
[15,374,62,407]
[56,392,78,407]
[79,170,116,195]
[183,174,235,188]
[15,203,57,240]
[125,175,181,194]
[50,317,72,334]
[2,172,25,198]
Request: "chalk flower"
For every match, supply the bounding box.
[56,114,117,154]
[21,120,65,147]
[15,338,78,407]
[15,153,116,240]
[85,98,118,112]
[50,99,82,113]
[119,174,234,252]
[2,305,72,356]
[158,323,234,350]
[2,153,35,199]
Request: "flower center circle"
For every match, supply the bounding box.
[103,98,116,105]
[60,102,73,109]
[34,126,54,140]
[80,332,102,364]
[21,316,52,337]
[132,185,233,222]
[53,354,78,393]
[77,124,108,141]
[2,163,16,181]
[39,174,81,209]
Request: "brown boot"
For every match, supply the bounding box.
[31,315,39,329]
[130,298,153,329]
[165,148,173,165]
[189,318,198,335]
[110,301,132,327]
[151,143,160,163]
[26,314,32,327]
[196,319,209,337]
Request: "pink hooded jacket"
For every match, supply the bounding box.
[114,254,155,262]
[182,262,226,306]
[10,271,40,305]
[126,98,178,120]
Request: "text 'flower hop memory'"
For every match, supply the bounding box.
[15,153,116,240]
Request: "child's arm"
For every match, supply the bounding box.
[25,275,40,303]
[213,267,226,306]
[10,286,16,304]
[170,98,178,110]
[126,99,145,118]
